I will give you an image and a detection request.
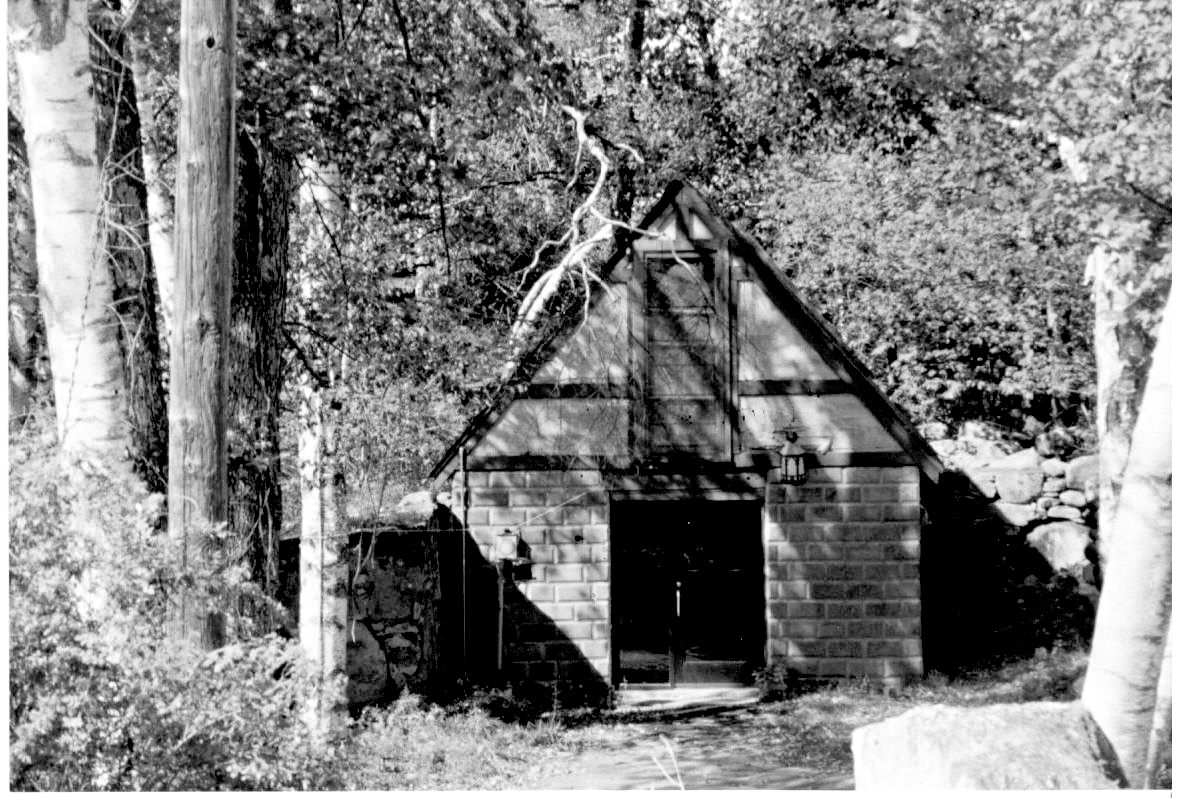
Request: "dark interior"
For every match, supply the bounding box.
[611,499,765,686]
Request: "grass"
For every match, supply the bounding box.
[756,648,1090,773]
[303,648,1169,790]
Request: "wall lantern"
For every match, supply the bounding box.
[778,429,809,486]
[494,529,520,561]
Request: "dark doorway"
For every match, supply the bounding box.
[611,500,764,686]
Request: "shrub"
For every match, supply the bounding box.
[8,443,338,790]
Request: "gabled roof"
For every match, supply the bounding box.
[430,179,941,483]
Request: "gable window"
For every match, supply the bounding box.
[638,253,730,460]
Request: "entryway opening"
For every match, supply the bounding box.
[611,500,764,687]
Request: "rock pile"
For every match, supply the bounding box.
[962,450,1100,586]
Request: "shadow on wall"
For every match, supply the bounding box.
[922,472,1097,676]
[279,506,607,710]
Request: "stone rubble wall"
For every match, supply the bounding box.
[961,450,1100,584]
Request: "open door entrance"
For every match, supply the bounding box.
[612,500,764,686]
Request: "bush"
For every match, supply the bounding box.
[8,443,339,790]
[9,432,577,790]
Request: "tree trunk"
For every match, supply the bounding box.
[126,32,177,339]
[1143,621,1171,788]
[1081,283,1173,786]
[1089,245,1152,571]
[229,130,292,604]
[296,158,348,729]
[7,110,44,431]
[91,0,169,494]
[11,0,131,464]
[612,0,646,248]
[169,0,237,650]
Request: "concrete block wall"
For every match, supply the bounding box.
[460,469,612,702]
[764,465,924,684]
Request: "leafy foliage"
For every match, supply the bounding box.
[8,423,581,790]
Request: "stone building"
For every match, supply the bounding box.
[428,180,942,703]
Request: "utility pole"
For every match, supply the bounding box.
[169,0,237,650]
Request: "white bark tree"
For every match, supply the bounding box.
[1081,282,1173,786]
[296,157,349,731]
[10,0,131,465]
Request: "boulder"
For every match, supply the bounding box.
[851,701,1122,789]
[1042,477,1068,494]
[392,490,438,527]
[1058,489,1088,508]
[931,439,958,457]
[345,621,389,706]
[1026,521,1093,571]
[993,469,1044,503]
[995,501,1037,527]
[1040,457,1067,477]
[962,469,997,498]
[1036,496,1058,510]
[917,422,949,441]
[991,447,1042,470]
[1047,505,1085,523]
[1065,454,1100,491]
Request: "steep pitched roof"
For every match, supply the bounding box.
[430,179,941,482]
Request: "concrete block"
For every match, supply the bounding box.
[488,507,525,526]
[582,563,610,581]
[808,504,843,522]
[828,641,864,658]
[846,620,884,638]
[556,621,593,640]
[527,471,566,487]
[489,472,530,489]
[843,504,883,522]
[883,580,921,600]
[544,564,584,582]
[556,584,592,602]
[470,488,509,507]
[866,640,905,657]
[852,701,1122,789]
[807,543,844,560]
[882,504,920,522]
[787,601,826,618]
[827,602,862,619]
[782,580,812,599]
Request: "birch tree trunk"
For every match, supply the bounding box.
[1081,283,1173,786]
[296,158,349,730]
[127,33,177,339]
[1088,245,1143,569]
[169,0,236,650]
[11,0,131,464]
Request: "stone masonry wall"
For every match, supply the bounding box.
[458,469,611,704]
[764,465,923,684]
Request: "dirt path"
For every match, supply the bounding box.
[529,693,854,790]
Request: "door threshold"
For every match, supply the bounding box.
[613,685,759,715]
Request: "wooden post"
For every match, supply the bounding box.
[169,0,236,650]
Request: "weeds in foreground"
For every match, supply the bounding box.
[758,648,1090,773]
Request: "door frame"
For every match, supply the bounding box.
[609,497,765,687]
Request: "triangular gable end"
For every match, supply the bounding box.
[430,179,940,483]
